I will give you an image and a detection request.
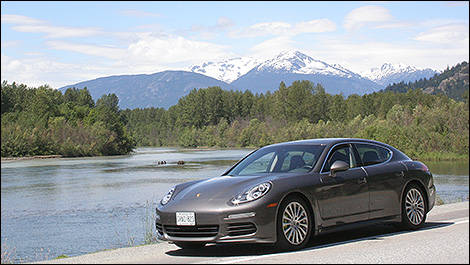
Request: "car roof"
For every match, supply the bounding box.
[264,138,389,148]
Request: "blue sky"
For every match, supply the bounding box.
[1,1,469,88]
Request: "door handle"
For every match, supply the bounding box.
[357,177,367,184]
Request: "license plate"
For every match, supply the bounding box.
[176,212,195,226]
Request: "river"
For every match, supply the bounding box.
[1,147,468,262]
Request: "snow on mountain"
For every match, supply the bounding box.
[254,50,363,79]
[189,57,261,83]
[362,63,438,86]
[362,63,418,80]
[232,50,381,95]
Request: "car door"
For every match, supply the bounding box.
[354,143,406,219]
[316,143,369,227]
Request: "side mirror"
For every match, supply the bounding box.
[329,160,349,177]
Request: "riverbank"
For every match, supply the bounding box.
[2,148,468,163]
[1,155,63,162]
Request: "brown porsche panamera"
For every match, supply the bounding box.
[155,138,436,250]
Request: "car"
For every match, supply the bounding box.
[155,138,436,250]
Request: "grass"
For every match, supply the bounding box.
[435,194,445,206]
[1,242,16,264]
[413,152,469,161]
[142,200,158,245]
[54,254,69,259]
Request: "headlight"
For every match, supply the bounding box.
[160,187,175,205]
[231,182,272,205]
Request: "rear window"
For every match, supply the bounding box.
[354,143,392,166]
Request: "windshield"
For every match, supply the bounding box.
[227,144,325,176]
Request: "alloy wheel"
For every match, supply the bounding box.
[282,201,309,245]
[405,188,425,225]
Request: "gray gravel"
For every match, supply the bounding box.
[33,201,469,264]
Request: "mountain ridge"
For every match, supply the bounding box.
[60,50,442,109]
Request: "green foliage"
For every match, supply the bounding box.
[123,67,468,161]
[3,61,468,160]
[385,61,469,101]
[1,82,135,157]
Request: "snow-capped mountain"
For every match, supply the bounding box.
[60,50,440,109]
[362,63,438,86]
[232,50,381,95]
[189,57,261,83]
[254,50,362,79]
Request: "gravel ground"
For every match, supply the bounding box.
[33,201,469,264]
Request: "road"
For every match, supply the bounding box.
[36,201,469,264]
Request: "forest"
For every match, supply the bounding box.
[1,82,135,157]
[1,63,469,161]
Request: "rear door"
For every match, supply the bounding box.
[354,143,406,219]
[316,143,369,227]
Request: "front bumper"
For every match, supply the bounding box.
[155,200,278,244]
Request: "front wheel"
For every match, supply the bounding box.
[401,184,427,230]
[174,242,206,249]
[275,196,312,251]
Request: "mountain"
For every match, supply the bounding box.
[385,61,468,101]
[189,57,261,83]
[231,50,381,95]
[59,71,236,109]
[58,50,444,109]
[362,63,438,87]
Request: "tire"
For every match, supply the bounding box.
[275,195,312,251]
[174,242,206,249]
[400,183,427,230]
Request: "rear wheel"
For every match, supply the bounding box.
[174,242,206,249]
[401,183,427,230]
[275,196,312,251]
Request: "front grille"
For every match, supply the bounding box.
[164,225,219,238]
[156,223,163,234]
[227,222,257,236]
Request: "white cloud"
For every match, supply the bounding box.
[1,14,43,24]
[295,19,336,34]
[414,23,469,45]
[182,17,235,39]
[1,54,109,88]
[13,24,102,38]
[249,36,295,59]
[216,17,234,30]
[304,38,468,73]
[46,41,126,59]
[373,21,412,29]
[127,35,232,64]
[1,40,21,49]
[344,5,393,30]
[2,32,235,87]
[3,13,103,38]
[231,18,335,38]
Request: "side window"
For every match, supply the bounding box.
[238,152,275,175]
[280,151,316,172]
[355,143,391,166]
[322,145,356,172]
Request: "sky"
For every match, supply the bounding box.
[1,1,469,88]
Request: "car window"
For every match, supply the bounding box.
[280,151,316,173]
[237,151,275,175]
[322,144,357,172]
[227,144,325,176]
[355,143,391,166]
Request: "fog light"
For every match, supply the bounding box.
[225,212,256,220]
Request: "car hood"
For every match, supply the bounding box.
[173,175,275,202]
